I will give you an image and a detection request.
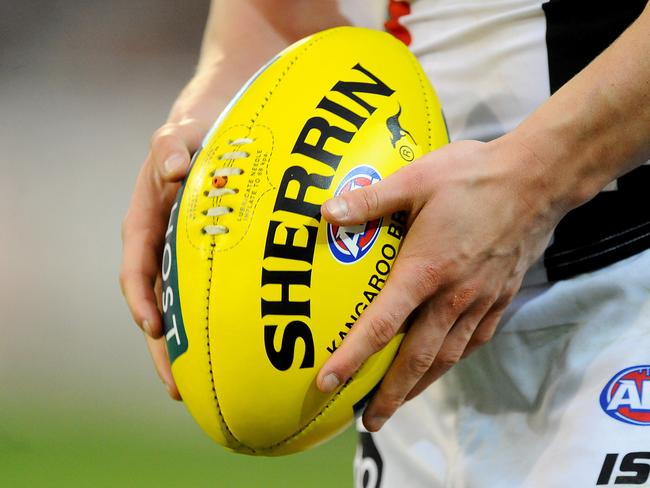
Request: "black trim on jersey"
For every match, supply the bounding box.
[542,0,649,281]
[356,432,384,488]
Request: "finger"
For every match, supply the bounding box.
[145,333,181,401]
[153,273,163,313]
[317,253,448,392]
[316,264,429,394]
[460,278,519,359]
[120,153,180,338]
[120,268,162,337]
[120,211,166,338]
[321,164,419,226]
[460,299,509,359]
[150,118,208,182]
[404,296,493,402]
[361,295,458,431]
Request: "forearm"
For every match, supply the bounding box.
[169,0,348,122]
[199,0,349,70]
[510,3,650,212]
[198,1,295,74]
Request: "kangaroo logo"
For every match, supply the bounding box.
[386,105,415,148]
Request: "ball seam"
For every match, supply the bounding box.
[204,28,333,453]
[254,30,434,453]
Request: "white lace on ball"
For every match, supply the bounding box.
[202,138,254,236]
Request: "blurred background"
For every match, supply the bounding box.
[0,1,356,486]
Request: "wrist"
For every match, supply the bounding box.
[503,112,613,215]
[168,63,238,125]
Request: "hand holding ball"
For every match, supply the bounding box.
[162,26,448,455]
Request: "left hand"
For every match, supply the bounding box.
[316,137,566,432]
[120,64,237,399]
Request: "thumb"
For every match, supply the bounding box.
[322,166,414,226]
[150,118,210,182]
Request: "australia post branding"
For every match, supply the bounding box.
[600,365,650,426]
[328,166,383,264]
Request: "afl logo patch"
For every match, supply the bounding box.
[328,166,382,264]
[600,365,650,426]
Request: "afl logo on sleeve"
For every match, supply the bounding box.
[328,166,383,264]
[600,365,650,426]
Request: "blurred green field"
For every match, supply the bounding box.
[0,3,358,487]
[0,403,356,488]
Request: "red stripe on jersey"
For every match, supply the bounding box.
[385,0,412,45]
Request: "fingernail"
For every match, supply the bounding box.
[321,373,341,393]
[367,416,389,431]
[163,154,185,176]
[142,319,153,336]
[324,198,348,220]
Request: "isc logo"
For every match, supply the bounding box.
[597,452,650,485]
[327,166,383,264]
[600,365,650,425]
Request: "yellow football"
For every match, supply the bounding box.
[161,26,448,455]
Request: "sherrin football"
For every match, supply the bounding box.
[161,26,448,455]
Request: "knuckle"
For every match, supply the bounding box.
[359,186,380,215]
[435,352,461,372]
[118,269,136,297]
[335,357,360,379]
[406,261,444,298]
[448,288,475,312]
[454,318,478,342]
[364,314,397,351]
[407,351,436,376]
[150,125,167,146]
[471,328,495,346]
[155,135,176,156]
[476,312,502,340]
[399,164,424,193]
[150,124,178,150]
[373,393,403,418]
[473,286,498,309]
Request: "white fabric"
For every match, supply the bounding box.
[338,0,387,30]
[339,0,550,144]
[407,0,550,143]
[339,1,650,486]
[356,248,650,487]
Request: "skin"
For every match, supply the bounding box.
[120,0,348,399]
[120,0,650,431]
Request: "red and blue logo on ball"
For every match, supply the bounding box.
[328,166,383,264]
[600,365,650,426]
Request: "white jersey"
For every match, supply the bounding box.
[335,1,650,486]
[354,248,650,487]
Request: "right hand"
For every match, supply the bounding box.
[120,66,234,399]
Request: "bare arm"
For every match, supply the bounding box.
[172,1,349,124]
[120,0,347,398]
[511,2,650,211]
